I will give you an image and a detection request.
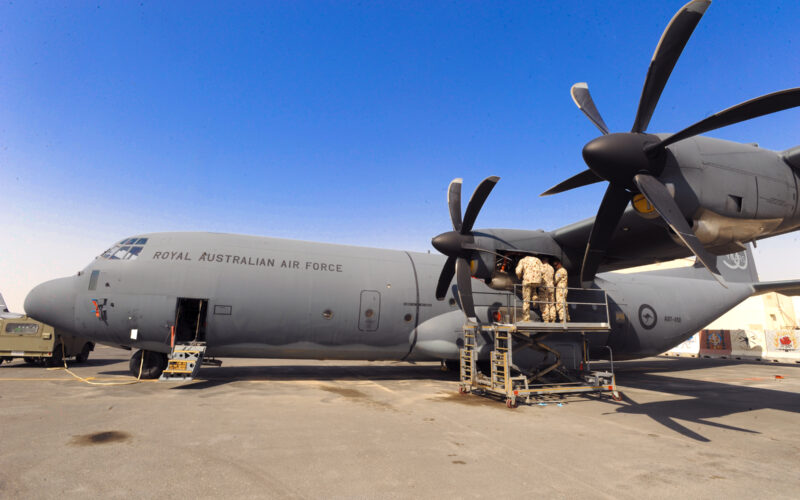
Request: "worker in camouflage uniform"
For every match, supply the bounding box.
[515,254,542,321]
[538,257,555,322]
[553,258,569,322]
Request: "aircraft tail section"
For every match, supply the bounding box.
[0,292,8,313]
[693,245,758,284]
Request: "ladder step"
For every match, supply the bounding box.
[160,343,207,381]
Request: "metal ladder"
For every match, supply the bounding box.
[459,324,478,390]
[491,327,510,390]
[159,342,207,381]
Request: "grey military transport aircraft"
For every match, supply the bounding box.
[21,0,800,378]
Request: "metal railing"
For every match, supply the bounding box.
[469,286,610,326]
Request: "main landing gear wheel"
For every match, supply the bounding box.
[75,343,92,363]
[129,350,168,379]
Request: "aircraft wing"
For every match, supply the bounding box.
[551,207,693,273]
[752,280,800,296]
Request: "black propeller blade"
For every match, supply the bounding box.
[570,83,609,135]
[455,257,476,319]
[432,176,500,318]
[462,176,500,233]
[647,87,800,154]
[448,178,463,232]
[541,169,603,197]
[632,174,724,285]
[580,184,631,286]
[435,256,456,300]
[631,0,710,133]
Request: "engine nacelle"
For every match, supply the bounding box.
[690,208,782,254]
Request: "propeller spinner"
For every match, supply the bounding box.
[541,0,800,286]
[432,176,499,319]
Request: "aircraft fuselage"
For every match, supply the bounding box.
[25,232,758,365]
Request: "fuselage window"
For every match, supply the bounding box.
[322,309,333,319]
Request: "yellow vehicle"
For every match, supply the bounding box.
[0,316,94,367]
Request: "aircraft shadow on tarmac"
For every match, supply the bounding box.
[99,362,458,390]
[605,357,800,442]
[3,358,122,369]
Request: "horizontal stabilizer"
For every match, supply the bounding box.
[752,280,800,296]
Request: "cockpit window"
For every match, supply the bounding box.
[111,246,131,260]
[127,246,143,259]
[99,237,148,261]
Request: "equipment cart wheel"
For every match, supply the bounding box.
[458,386,468,395]
[506,398,517,409]
[45,345,63,367]
[611,390,623,401]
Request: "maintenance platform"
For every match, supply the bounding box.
[459,286,619,407]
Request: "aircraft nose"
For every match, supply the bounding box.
[24,276,77,333]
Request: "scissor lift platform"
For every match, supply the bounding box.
[458,288,619,407]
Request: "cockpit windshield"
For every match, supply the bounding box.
[100,237,149,260]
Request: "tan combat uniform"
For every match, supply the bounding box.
[554,266,569,322]
[538,262,555,322]
[515,256,543,321]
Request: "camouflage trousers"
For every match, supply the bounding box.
[538,286,554,322]
[555,287,569,322]
[522,284,539,321]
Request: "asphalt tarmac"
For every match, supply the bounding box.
[1,346,799,499]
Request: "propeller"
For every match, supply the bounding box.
[541,0,800,286]
[432,176,500,319]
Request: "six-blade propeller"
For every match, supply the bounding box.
[541,0,800,286]
[431,176,499,319]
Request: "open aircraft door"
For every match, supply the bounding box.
[174,298,209,343]
[358,290,380,332]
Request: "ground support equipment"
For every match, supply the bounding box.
[160,342,206,381]
[459,323,618,407]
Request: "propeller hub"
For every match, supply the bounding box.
[432,231,469,258]
[582,133,662,188]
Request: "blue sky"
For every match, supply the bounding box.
[2,1,799,311]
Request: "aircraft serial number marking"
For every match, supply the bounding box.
[151,250,343,272]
